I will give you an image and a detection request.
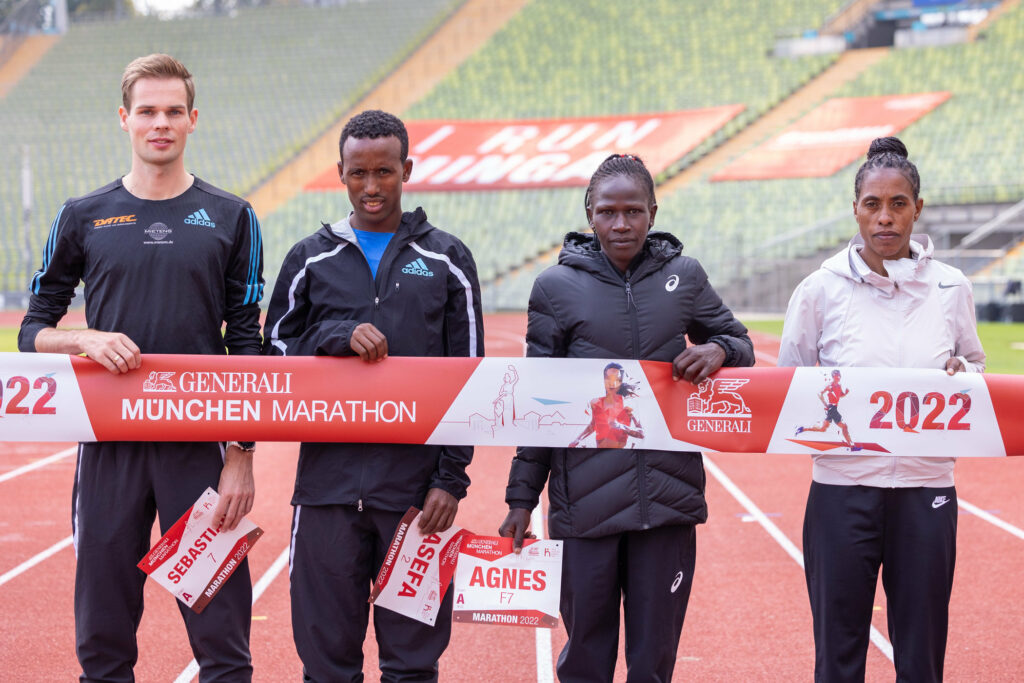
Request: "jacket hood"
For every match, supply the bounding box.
[558,230,683,282]
[822,233,934,291]
[317,206,433,245]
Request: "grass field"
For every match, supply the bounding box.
[744,320,1024,375]
[2,323,1022,374]
[0,327,16,352]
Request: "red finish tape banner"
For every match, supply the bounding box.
[0,353,1021,457]
[711,92,950,181]
[305,108,744,192]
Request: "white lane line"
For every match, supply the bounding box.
[0,446,77,484]
[0,535,74,588]
[703,455,895,662]
[253,547,291,603]
[173,546,291,683]
[754,349,779,365]
[531,504,554,683]
[959,498,1024,541]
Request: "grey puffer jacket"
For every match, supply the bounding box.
[505,231,753,539]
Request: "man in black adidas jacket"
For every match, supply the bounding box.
[263,110,484,683]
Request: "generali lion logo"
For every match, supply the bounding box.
[143,371,177,393]
[685,378,752,434]
[687,379,751,418]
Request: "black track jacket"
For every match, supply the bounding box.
[263,208,484,511]
[505,231,753,539]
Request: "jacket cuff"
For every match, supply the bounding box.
[428,476,468,501]
[707,335,736,366]
[505,484,541,510]
[17,321,46,353]
[955,355,982,373]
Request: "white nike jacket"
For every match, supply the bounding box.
[778,234,985,488]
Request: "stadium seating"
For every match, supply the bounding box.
[482,249,559,312]
[362,0,842,308]
[0,0,459,293]
[406,0,838,127]
[651,2,1024,299]
[8,0,1024,310]
[261,188,580,293]
[831,3,1024,207]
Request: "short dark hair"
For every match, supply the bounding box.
[339,110,409,161]
[854,136,921,201]
[585,153,656,213]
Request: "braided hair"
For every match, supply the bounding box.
[853,137,921,201]
[584,153,657,213]
[339,110,409,161]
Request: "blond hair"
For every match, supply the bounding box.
[121,53,195,111]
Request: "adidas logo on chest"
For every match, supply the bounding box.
[184,208,216,228]
[401,258,434,277]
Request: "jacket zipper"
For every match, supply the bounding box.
[625,281,641,356]
[891,284,904,488]
[625,277,650,529]
[352,225,404,512]
[357,245,378,509]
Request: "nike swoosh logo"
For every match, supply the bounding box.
[938,282,960,289]
[932,499,950,508]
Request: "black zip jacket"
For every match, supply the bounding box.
[263,208,484,510]
[505,231,753,538]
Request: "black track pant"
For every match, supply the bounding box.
[72,441,253,683]
[289,504,454,683]
[804,482,957,683]
[556,524,696,683]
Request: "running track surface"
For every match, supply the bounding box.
[1,312,1022,681]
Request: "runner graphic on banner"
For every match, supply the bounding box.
[569,362,645,448]
[794,369,859,450]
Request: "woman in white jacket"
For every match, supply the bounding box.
[778,137,985,682]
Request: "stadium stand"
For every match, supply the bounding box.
[5,0,1024,313]
[652,2,1024,308]
[831,2,1024,207]
[403,0,838,126]
[0,0,460,296]
[267,0,846,309]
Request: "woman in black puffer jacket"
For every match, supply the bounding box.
[499,154,753,683]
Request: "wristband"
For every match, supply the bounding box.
[227,441,256,452]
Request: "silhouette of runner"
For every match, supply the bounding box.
[796,370,860,451]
